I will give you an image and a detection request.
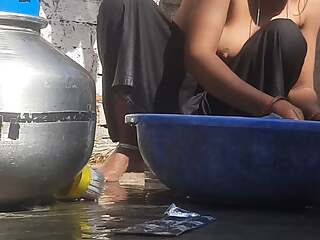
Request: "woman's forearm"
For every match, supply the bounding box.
[185,52,273,115]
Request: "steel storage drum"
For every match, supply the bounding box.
[126,114,320,206]
[0,13,96,205]
[0,0,40,16]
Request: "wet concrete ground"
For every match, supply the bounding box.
[1,182,320,240]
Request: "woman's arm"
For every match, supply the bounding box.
[184,0,303,119]
[288,0,320,119]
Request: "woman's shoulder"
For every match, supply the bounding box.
[301,0,320,23]
[175,0,230,31]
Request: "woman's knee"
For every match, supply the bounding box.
[99,0,126,10]
[262,19,307,91]
[100,0,153,11]
[98,0,156,26]
[98,0,128,19]
[265,19,307,58]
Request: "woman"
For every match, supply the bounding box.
[97,0,320,181]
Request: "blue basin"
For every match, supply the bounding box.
[126,114,320,206]
[0,0,40,16]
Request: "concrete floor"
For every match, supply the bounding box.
[0,181,320,240]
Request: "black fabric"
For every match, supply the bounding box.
[97,0,194,141]
[97,0,307,141]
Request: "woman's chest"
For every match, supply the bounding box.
[218,1,304,59]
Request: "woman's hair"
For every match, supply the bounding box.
[294,0,308,25]
[296,0,308,15]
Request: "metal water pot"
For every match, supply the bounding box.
[0,13,96,205]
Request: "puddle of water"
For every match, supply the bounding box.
[0,182,320,240]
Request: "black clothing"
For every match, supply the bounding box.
[97,0,307,141]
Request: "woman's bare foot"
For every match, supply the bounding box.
[96,147,147,182]
[97,151,129,182]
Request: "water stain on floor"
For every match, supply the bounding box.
[0,182,320,240]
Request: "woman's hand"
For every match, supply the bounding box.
[302,106,320,121]
[288,87,320,120]
[270,99,304,120]
[308,112,320,121]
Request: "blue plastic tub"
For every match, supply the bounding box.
[0,0,40,16]
[126,114,320,206]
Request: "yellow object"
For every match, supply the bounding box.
[55,165,91,200]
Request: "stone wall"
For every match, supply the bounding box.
[40,0,180,94]
[40,0,180,125]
